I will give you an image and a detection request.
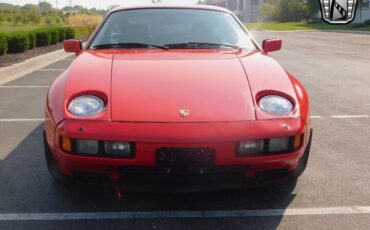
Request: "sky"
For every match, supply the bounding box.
[0,0,199,9]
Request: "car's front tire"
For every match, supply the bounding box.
[293,129,313,178]
[43,132,70,184]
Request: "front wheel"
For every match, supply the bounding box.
[43,132,70,184]
[293,129,313,178]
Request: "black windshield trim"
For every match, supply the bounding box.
[92,42,169,50]
[164,42,242,50]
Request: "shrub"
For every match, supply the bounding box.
[57,27,66,42]
[260,0,309,22]
[364,19,370,26]
[35,29,51,47]
[65,27,76,39]
[28,31,36,49]
[49,28,59,45]
[0,33,7,56]
[7,32,30,53]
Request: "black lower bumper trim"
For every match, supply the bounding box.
[119,166,248,192]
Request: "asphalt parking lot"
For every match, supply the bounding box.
[0,31,369,229]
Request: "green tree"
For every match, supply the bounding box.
[0,12,4,25]
[305,0,320,20]
[38,1,52,10]
[45,17,52,25]
[27,12,41,25]
[72,5,85,12]
[21,4,40,12]
[62,6,73,12]
[55,17,61,24]
[260,0,309,22]
[358,0,370,8]
[11,10,23,26]
[357,0,370,22]
[7,15,12,25]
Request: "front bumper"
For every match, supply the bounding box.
[46,118,311,191]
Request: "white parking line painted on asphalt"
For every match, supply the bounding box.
[331,115,369,118]
[311,115,369,119]
[310,116,324,119]
[0,86,49,88]
[37,69,65,71]
[0,119,45,122]
[356,207,370,213]
[0,206,369,221]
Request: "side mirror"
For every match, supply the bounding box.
[64,39,82,54]
[262,38,282,53]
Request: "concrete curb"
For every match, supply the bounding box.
[250,30,318,32]
[0,49,72,86]
[323,30,370,35]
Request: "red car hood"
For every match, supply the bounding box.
[111,50,256,122]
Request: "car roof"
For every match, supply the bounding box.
[109,4,232,14]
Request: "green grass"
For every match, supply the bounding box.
[245,22,370,31]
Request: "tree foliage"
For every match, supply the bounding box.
[38,1,52,10]
[305,0,320,20]
[358,0,370,8]
[260,0,309,22]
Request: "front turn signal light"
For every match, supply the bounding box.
[294,134,303,150]
[61,136,72,152]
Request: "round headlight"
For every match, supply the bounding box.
[258,95,293,115]
[68,95,105,116]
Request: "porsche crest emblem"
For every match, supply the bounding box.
[179,109,190,117]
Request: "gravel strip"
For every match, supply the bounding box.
[0,43,64,68]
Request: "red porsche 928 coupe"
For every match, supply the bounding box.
[44,5,312,194]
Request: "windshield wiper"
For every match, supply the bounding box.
[164,42,241,50]
[92,42,169,50]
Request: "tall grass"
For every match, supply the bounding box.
[65,14,103,39]
[66,14,102,27]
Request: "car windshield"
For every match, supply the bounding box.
[89,8,256,50]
